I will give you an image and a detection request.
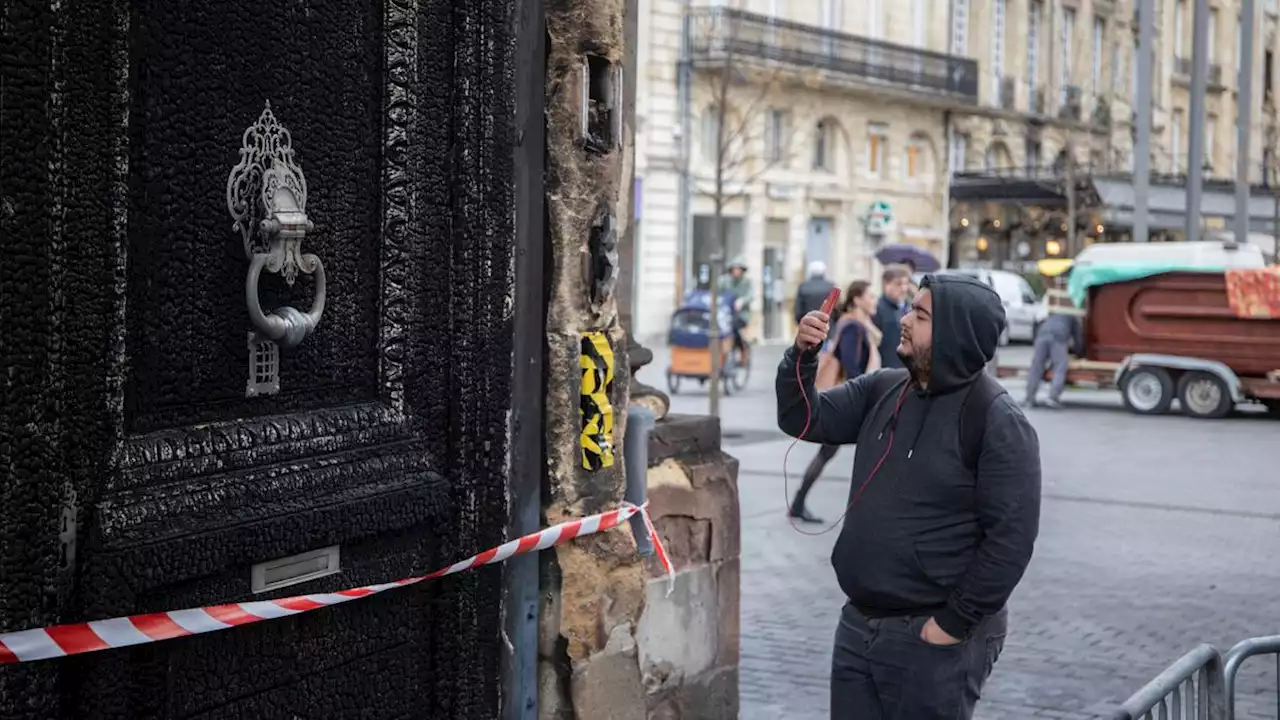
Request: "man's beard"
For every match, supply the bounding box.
[898,347,931,387]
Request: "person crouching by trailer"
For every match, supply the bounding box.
[1023,268,1085,410]
[776,274,1042,720]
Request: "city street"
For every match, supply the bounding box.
[659,343,1280,720]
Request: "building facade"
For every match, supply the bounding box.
[949,0,1280,271]
[635,0,1280,344]
[634,0,973,344]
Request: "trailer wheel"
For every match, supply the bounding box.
[1178,372,1232,419]
[1121,367,1174,415]
[666,371,680,395]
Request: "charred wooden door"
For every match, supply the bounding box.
[0,0,516,717]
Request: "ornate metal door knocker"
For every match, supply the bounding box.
[226,101,326,353]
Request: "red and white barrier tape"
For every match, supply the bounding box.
[0,502,672,665]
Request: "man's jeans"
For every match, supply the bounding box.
[830,603,1007,720]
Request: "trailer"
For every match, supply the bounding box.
[999,242,1280,418]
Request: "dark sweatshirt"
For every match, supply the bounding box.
[873,295,905,369]
[795,276,838,324]
[776,274,1041,639]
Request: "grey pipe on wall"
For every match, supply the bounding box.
[624,405,657,557]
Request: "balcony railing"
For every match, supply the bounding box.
[1174,56,1225,86]
[689,8,979,102]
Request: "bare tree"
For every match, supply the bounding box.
[689,48,801,417]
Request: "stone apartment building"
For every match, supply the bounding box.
[633,0,1280,344]
[633,0,968,344]
[950,0,1280,269]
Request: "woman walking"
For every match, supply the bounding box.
[788,280,883,524]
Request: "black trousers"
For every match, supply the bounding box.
[831,603,1007,720]
[791,444,839,513]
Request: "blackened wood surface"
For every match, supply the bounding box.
[0,0,517,717]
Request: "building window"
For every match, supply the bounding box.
[700,106,721,163]
[992,0,1006,101]
[1172,109,1184,172]
[1093,18,1105,90]
[1111,41,1121,91]
[951,132,969,172]
[1207,115,1217,171]
[905,140,924,180]
[1175,0,1185,58]
[1208,9,1217,65]
[867,123,888,176]
[1026,141,1041,173]
[914,0,926,46]
[1060,8,1076,105]
[1267,50,1275,97]
[822,0,840,29]
[765,109,790,166]
[1132,37,1140,97]
[820,0,841,54]
[1236,15,1243,74]
[813,119,835,171]
[952,0,969,55]
[868,0,883,37]
[1027,1,1041,96]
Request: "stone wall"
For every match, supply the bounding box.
[637,415,741,720]
[539,0,648,717]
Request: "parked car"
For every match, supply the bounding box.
[920,268,1041,344]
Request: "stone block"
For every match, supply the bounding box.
[570,646,647,720]
[636,565,720,694]
[648,414,722,464]
[646,458,740,568]
[714,557,741,667]
[671,665,739,720]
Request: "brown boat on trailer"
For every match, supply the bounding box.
[997,255,1280,418]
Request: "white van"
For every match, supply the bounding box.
[917,268,1041,344]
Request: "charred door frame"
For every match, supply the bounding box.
[502,0,547,718]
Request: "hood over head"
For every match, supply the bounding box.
[917,274,1006,393]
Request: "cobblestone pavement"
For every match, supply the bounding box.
[660,343,1280,719]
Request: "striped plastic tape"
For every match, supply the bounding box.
[0,502,671,664]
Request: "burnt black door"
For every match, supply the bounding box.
[0,0,516,717]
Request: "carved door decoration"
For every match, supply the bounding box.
[0,1,517,718]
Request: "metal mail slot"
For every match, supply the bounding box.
[251,545,341,594]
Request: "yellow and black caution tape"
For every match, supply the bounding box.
[580,332,615,470]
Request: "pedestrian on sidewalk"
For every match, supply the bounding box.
[776,274,1042,720]
[794,261,839,329]
[874,264,912,369]
[1023,272,1084,410]
[789,280,882,524]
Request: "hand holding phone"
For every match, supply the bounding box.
[820,287,841,316]
[796,288,842,352]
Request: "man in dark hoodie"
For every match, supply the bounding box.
[874,264,912,369]
[776,274,1041,719]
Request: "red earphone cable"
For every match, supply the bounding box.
[783,358,909,536]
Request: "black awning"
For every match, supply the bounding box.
[949,172,1067,205]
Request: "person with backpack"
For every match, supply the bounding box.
[788,280,882,524]
[776,273,1042,720]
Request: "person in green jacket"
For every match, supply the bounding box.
[720,257,753,365]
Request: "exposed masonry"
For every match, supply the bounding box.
[541,0,647,717]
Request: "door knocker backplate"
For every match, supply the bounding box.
[227,101,327,395]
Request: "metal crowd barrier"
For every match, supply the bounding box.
[1109,636,1280,719]
[1223,635,1280,719]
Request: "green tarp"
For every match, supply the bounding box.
[1067,262,1235,307]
